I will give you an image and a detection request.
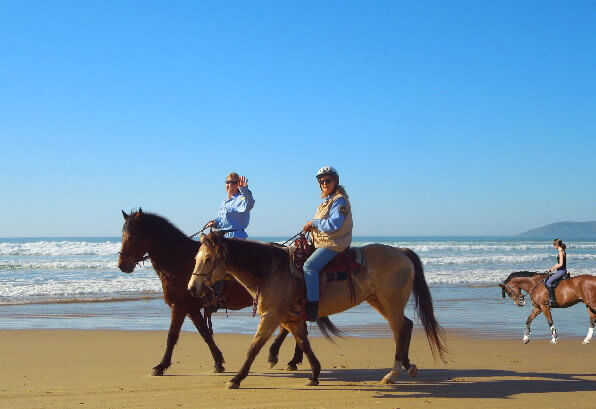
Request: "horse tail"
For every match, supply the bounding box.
[316,316,343,342]
[402,248,447,362]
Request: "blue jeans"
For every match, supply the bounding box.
[303,248,338,302]
[545,270,567,288]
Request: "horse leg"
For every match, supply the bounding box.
[188,310,225,373]
[284,321,321,386]
[523,307,542,344]
[582,305,595,344]
[398,317,417,377]
[542,307,558,344]
[227,315,281,389]
[285,321,306,371]
[152,306,186,376]
[381,310,407,385]
[267,326,289,368]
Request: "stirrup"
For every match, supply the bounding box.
[305,301,319,322]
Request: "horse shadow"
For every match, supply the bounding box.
[249,367,596,398]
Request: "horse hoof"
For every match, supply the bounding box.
[226,381,239,389]
[286,364,298,371]
[380,377,395,385]
[214,365,225,373]
[305,379,319,386]
[582,339,590,345]
[151,367,165,376]
[268,359,278,369]
[523,338,530,344]
[407,365,417,378]
[550,339,558,344]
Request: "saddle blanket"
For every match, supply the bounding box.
[288,246,365,282]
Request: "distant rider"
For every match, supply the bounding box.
[207,172,255,238]
[302,166,353,322]
[545,238,567,307]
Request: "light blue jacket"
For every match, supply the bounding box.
[311,196,347,233]
[214,186,255,238]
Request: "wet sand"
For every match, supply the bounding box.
[1,329,594,409]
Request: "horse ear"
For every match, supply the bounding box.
[133,210,142,221]
[122,210,129,220]
[138,207,143,214]
[200,233,210,246]
[499,284,506,298]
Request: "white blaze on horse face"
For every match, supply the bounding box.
[188,246,208,294]
[188,243,222,295]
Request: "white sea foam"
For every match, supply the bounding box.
[0,238,593,304]
[351,241,596,252]
[0,277,162,299]
[0,241,120,256]
[0,260,117,270]
[423,253,596,265]
[0,260,152,270]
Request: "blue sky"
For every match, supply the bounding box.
[1,1,594,237]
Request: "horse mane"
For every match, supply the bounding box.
[125,211,198,253]
[126,212,185,239]
[502,271,546,284]
[209,233,289,278]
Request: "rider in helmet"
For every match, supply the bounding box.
[302,166,353,321]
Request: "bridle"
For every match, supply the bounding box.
[503,276,545,304]
[118,230,151,269]
[191,245,226,292]
[504,285,526,304]
[119,220,215,271]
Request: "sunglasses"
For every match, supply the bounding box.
[318,178,334,185]
[225,180,238,185]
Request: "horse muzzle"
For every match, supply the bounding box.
[117,259,135,274]
[188,281,203,298]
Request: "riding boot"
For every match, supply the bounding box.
[546,286,558,308]
[306,301,319,322]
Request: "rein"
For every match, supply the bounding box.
[506,274,548,304]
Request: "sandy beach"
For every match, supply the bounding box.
[1,329,594,409]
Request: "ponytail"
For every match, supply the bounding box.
[553,238,566,250]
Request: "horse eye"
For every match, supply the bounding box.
[205,256,211,262]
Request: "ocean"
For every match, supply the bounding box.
[1,237,594,340]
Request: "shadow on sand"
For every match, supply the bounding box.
[239,367,596,398]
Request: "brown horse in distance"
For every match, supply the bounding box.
[188,232,447,389]
[500,271,596,344]
[118,209,303,375]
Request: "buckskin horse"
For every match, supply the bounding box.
[500,271,596,344]
[187,232,447,389]
[118,209,303,375]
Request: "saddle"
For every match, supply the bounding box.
[288,234,365,283]
[545,271,571,289]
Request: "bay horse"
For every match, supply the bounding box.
[499,271,596,344]
[117,209,303,375]
[188,232,447,389]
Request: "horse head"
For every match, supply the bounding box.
[118,208,150,273]
[188,231,228,297]
[499,282,525,307]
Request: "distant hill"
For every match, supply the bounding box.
[519,221,596,239]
